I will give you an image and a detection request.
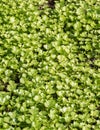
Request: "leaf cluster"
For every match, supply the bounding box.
[0,0,100,129]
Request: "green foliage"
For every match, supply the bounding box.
[0,0,100,129]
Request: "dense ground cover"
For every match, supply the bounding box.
[0,0,100,129]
